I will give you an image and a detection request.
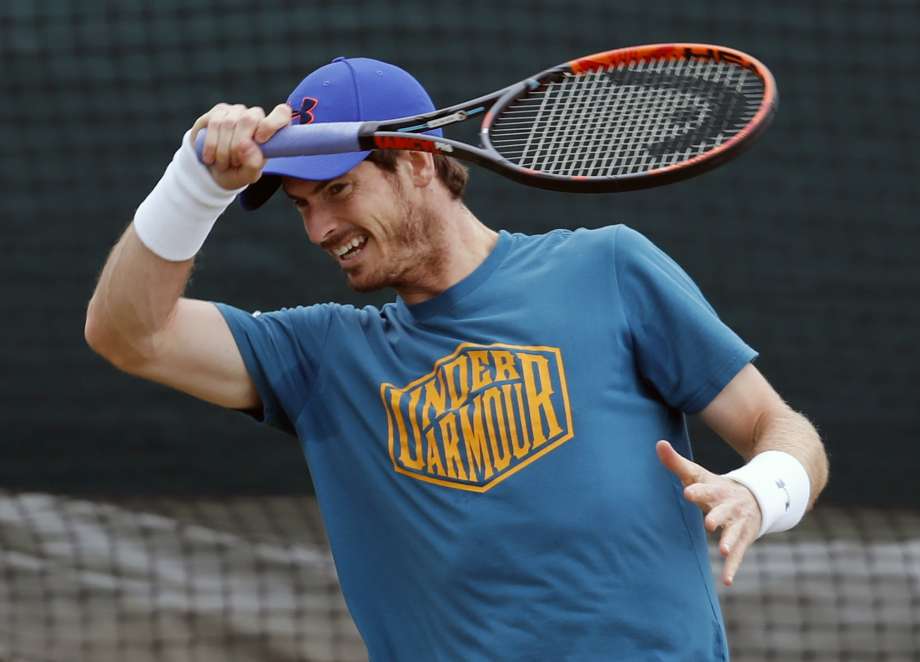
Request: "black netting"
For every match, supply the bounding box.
[0,495,917,661]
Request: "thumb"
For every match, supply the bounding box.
[656,440,704,487]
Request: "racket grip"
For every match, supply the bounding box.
[194,123,365,162]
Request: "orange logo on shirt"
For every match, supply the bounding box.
[380,343,574,492]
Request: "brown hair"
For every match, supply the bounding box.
[365,150,469,200]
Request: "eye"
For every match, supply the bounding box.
[327,182,350,197]
[286,195,308,209]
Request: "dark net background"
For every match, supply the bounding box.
[2,1,919,661]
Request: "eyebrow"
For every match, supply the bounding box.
[283,179,334,202]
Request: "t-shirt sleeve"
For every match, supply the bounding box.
[214,302,332,435]
[613,225,758,414]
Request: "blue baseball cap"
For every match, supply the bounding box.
[240,56,441,210]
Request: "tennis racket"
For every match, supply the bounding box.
[196,44,776,193]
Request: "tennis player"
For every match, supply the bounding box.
[85,57,828,660]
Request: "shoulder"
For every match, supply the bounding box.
[506,224,644,267]
[509,224,640,251]
[608,225,692,281]
[217,300,390,338]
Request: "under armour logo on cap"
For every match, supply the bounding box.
[291,97,319,125]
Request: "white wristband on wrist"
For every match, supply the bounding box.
[724,451,810,539]
[133,130,246,261]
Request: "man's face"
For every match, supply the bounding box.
[282,159,443,293]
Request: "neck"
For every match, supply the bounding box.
[396,203,498,305]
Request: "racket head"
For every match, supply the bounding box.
[477,43,777,192]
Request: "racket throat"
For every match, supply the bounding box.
[398,107,486,133]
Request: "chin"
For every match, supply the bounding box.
[345,269,389,293]
[347,280,384,294]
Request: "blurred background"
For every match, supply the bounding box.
[2,1,918,660]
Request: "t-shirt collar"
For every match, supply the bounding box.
[395,230,511,322]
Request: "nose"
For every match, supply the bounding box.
[302,207,340,246]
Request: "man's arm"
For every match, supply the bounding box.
[657,362,829,585]
[697,362,828,509]
[84,227,257,408]
[84,102,291,409]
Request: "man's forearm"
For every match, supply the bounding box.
[85,225,194,369]
[751,407,829,510]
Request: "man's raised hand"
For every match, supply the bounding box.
[192,102,291,190]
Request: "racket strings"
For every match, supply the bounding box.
[498,62,755,173]
[488,57,764,177]
[499,61,756,157]
[597,60,753,174]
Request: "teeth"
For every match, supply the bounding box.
[334,236,366,257]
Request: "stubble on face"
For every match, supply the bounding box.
[346,170,447,294]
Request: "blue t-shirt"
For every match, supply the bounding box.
[216,225,756,661]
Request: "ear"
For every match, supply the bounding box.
[402,151,435,189]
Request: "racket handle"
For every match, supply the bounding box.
[194,122,365,162]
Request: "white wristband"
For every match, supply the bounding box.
[133,130,246,261]
[724,451,810,538]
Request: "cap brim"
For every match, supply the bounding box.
[239,150,371,210]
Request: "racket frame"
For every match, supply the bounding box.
[354,44,776,192]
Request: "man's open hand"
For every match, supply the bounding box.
[656,440,762,586]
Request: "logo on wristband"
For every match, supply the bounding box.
[775,478,790,511]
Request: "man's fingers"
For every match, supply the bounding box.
[656,440,706,487]
[714,507,759,586]
[721,532,751,586]
[254,103,292,143]
[683,483,726,512]
[230,107,265,169]
[188,102,279,189]
[200,103,230,165]
[703,503,733,534]
[196,102,289,174]
[214,104,248,171]
[718,519,745,558]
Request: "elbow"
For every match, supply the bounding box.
[84,299,105,354]
[84,298,149,373]
[84,297,109,357]
[84,296,118,360]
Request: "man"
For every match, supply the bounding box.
[86,56,828,660]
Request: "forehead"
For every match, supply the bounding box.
[281,160,382,198]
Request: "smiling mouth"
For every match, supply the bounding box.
[330,234,369,263]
